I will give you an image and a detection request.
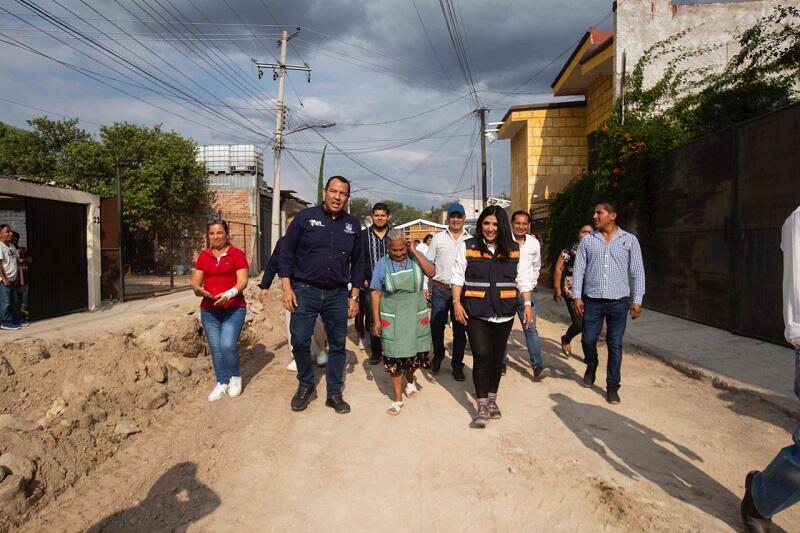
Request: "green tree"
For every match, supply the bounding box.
[348,197,371,226]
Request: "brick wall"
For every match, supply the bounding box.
[210,190,258,270]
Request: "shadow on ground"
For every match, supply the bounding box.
[86,462,219,532]
[551,393,747,530]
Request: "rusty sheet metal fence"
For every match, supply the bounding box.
[646,102,800,345]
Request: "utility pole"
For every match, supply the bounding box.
[477,108,488,207]
[254,28,311,249]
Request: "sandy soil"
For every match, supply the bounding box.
[3,285,799,532]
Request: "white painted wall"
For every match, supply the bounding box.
[614,0,786,98]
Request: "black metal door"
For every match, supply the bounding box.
[26,198,88,319]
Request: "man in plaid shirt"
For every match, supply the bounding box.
[573,199,646,404]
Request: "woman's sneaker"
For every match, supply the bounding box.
[208,382,228,402]
[228,376,242,398]
[470,405,490,429]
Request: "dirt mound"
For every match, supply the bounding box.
[0,282,282,531]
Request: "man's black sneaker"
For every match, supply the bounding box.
[452,366,466,381]
[325,394,351,414]
[741,471,773,533]
[606,387,621,404]
[582,365,597,388]
[368,352,382,365]
[488,402,502,419]
[431,356,443,374]
[533,366,550,381]
[291,387,316,411]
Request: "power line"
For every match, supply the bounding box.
[410,0,456,90]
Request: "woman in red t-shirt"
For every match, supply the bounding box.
[191,221,249,401]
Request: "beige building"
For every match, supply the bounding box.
[499,0,784,214]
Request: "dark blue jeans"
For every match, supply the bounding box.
[289,282,348,398]
[0,279,20,327]
[430,284,466,369]
[201,306,246,384]
[581,296,629,388]
[752,348,800,517]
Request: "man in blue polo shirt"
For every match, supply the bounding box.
[279,175,364,414]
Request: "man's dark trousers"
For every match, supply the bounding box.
[289,282,348,398]
[580,296,628,388]
[430,284,466,369]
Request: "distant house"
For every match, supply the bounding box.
[498,0,785,214]
[393,218,447,243]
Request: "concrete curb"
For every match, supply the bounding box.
[536,293,799,421]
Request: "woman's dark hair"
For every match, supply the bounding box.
[475,205,513,258]
[423,233,433,244]
[207,219,229,234]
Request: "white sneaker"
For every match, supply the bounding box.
[228,376,242,398]
[286,359,297,372]
[208,382,227,402]
[316,350,328,366]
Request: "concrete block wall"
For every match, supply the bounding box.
[0,208,27,246]
[585,74,614,135]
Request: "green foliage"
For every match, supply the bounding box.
[0,117,208,235]
[545,6,800,267]
[347,197,424,227]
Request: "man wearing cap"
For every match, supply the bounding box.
[425,203,471,381]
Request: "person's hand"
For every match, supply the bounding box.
[282,286,298,313]
[372,321,381,338]
[423,288,429,301]
[553,289,563,303]
[258,289,269,304]
[348,297,359,319]
[630,303,641,320]
[363,280,369,288]
[453,301,468,326]
[405,236,414,250]
[1,278,9,287]
[523,305,534,329]
[212,293,229,307]
[574,298,584,317]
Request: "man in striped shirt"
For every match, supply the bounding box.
[573,200,646,404]
[363,202,392,365]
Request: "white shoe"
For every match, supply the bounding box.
[405,380,417,398]
[286,359,297,372]
[228,376,242,398]
[357,339,365,350]
[208,382,228,402]
[316,350,328,366]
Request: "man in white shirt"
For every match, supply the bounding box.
[741,205,800,532]
[0,224,22,330]
[504,210,548,380]
[425,203,471,380]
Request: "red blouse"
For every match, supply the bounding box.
[194,245,248,310]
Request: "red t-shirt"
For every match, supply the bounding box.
[195,245,248,310]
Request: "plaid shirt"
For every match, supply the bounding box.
[572,228,646,305]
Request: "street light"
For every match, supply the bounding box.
[270,121,335,249]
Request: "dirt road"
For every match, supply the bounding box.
[15,299,800,532]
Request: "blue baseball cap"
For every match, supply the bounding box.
[447,203,465,216]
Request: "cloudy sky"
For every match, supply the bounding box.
[0,0,613,209]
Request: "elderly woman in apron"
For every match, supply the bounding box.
[370,229,437,415]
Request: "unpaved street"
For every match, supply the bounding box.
[13,295,800,532]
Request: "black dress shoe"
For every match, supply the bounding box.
[741,471,773,533]
[452,366,466,381]
[606,387,620,404]
[325,394,351,414]
[431,356,443,373]
[291,387,316,411]
[533,366,550,381]
[582,365,597,388]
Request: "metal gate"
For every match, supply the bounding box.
[25,198,88,319]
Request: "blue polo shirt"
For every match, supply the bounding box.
[278,204,364,288]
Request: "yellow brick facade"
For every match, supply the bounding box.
[504,105,588,213]
[585,74,614,135]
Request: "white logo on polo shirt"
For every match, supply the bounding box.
[309,219,324,227]
[345,222,354,234]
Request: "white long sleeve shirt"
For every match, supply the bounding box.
[782,206,800,347]
[518,234,541,289]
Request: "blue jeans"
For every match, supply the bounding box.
[201,307,246,384]
[581,296,628,388]
[752,348,800,517]
[289,282,348,397]
[430,284,466,369]
[364,289,382,358]
[516,294,542,368]
[0,279,20,327]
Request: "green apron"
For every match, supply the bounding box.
[379,258,431,358]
